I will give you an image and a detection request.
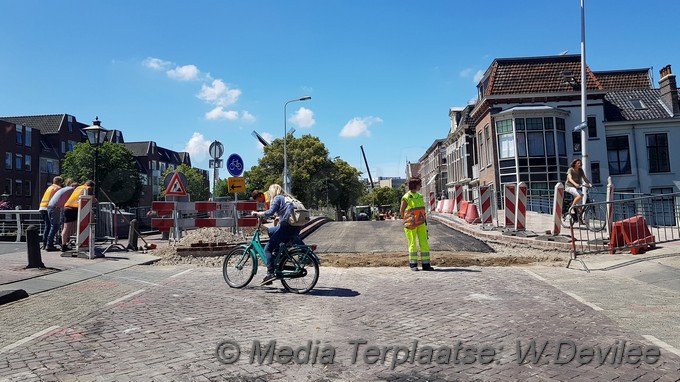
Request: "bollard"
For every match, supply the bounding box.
[127,219,139,251]
[26,225,45,269]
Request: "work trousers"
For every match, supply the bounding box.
[404,224,430,266]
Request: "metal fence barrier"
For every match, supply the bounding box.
[0,208,43,242]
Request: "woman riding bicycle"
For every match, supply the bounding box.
[565,159,593,223]
[250,184,304,285]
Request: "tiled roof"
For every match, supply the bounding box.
[594,69,652,90]
[488,55,602,95]
[604,89,671,121]
[0,114,66,134]
[123,142,151,157]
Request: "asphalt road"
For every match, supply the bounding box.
[306,220,494,254]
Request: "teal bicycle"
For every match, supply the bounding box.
[222,219,320,294]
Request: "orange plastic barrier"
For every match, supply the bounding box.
[458,201,470,219]
[465,203,481,224]
[609,216,656,255]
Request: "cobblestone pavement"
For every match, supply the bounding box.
[1,264,680,381]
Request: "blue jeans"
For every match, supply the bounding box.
[40,210,51,247]
[46,207,61,246]
[264,222,303,274]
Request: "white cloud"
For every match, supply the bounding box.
[197,79,241,107]
[473,70,484,84]
[339,116,383,138]
[289,107,315,129]
[205,107,239,121]
[167,64,200,81]
[143,57,171,71]
[459,68,473,78]
[183,132,211,162]
[241,111,256,123]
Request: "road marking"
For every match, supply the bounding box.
[563,291,603,311]
[170,269,193,278]
[0,325,60,354]
[642,335,680,357]
[105,289,145,306]
[523,269,547,281]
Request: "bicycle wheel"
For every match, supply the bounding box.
[584,205,607,232]
[223,247,256,288]
[278,250,319,294]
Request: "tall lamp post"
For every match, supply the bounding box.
[283,96,311,194]
[82,117,108,200]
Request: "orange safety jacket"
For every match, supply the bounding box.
[402,191,426,229]
[39,184,61,209]
[64,185,92,208]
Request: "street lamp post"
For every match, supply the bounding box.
[283,96,311,194]
[82,117,108,200]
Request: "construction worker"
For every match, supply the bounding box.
[62,180,95,252]
[38,176,63,250]
[400,177,434,271]
[46,179,77,251]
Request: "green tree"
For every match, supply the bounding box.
[160,164,210,201]
[246,134,365,211]
[62,142,142,207]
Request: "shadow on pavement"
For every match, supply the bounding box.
[306,287,360,297]
[432,268,482,273]
[592,251,680,272]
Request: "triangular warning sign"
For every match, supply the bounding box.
[165,172,187,196]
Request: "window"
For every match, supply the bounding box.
[528,132,545,157]
[591,162,601,184]
[556,118,566,131]
[557,132,566,155]
[517,132,527,156]
[544,117,554,130]
[16,125,23,145]
[498,133,515,159]
[47,161,55,174]
[484,125,491,165]
[545,131,555,156]
[25,127,32,147]
[572,132,582,152]
[25,155,31,172]
[630,99,647,110]
[526,118,543,130]
[14,180,22,196]
[3,179,11,195]
[497,119,512,133]
[478,132,484,167]
[587,116,597,138]
[15,154,23,170]
[24,180,31,196]
[5,153,11,170]
[607,136,631,175]
[68,115,74,132]
[646,133,670,173]
[61,141,66,154]
[68,140,76,152]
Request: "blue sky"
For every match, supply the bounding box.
[2,0,679,181]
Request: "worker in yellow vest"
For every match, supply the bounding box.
[38,176,63,249]
[399,177,434,271]
[61,180,95,252]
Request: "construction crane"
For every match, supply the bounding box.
[360,145,375,191]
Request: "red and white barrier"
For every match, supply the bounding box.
[151,201,258,233]
[76,195,94,257]
[504,184,516,228]
[515,182,527,231]
[436,200,445,213]
[429,192,436,211]
[552,183,564,235]
[479,186,492,224]
[454,185,463,212]
[443,199,454,214]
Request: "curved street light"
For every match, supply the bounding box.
[283,96,311,194]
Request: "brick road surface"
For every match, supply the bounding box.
[1,265,680,381]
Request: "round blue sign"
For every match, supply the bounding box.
[226,154,244,177]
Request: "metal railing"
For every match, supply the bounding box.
[0,208,43,242]
[567,191,680,272]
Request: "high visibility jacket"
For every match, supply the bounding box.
[402,191,426,229]
[39,184,61,209]
[64,185,92,208]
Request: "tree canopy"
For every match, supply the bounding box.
[61,142,142,208]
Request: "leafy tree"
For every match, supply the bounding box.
[160,164,210,201]
[246,134,365,211]
[62,142,142,208]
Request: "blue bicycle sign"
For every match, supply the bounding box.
[227,154,244,177]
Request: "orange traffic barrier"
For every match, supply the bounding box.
[609,215,656,255]
[465,203,481,224]
[458,201,470,219]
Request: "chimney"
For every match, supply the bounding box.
[659,65,680,116]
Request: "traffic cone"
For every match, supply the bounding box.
[465,203,481,224]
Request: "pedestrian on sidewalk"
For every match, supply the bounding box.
[38,176,63,250]
[400,177,434,271]
[46,179,77,251]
